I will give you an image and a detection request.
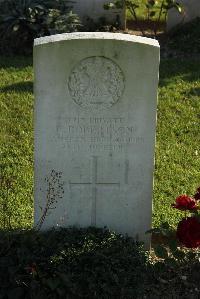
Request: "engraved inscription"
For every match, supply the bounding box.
[68,56,125,110]
[56,117,144,152]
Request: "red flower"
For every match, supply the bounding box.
[194,187,200,201]
[25,263,37,275]
[172,195,198,210]
[177,216,200,248]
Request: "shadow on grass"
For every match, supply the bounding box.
[1,55,200,88]
[0,81,33,93]
[187,87,200,96]
[0,55,32,69]
[159,58,200,87]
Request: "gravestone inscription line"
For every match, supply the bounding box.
[69,156,120,225]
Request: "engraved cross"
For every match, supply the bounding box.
[69,156,120,226]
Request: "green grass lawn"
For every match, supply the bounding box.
[0,56,33,229]
[154,59,200,226]
[0,56,200,230]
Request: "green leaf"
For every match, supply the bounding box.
[34,5,45,11]
[45,278,60,290]
[175,3,183,13]
[168,239,178,252]
[154,245,168,259]
[114,0,124,9]
[160,222,170,229]
[13,24,20,31]
[172,249,185,260]
[103,3,116,10]
[148,0,155,7]
[186,251,197,261]
[165,257,177,268]
[150,11,156,17]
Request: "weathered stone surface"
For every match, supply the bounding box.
[34,32,160,247]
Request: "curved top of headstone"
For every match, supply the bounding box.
[34,32,159,48]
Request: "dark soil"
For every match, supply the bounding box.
[115,17,200,59]
[126,19,166,33]
[142,258,200,299]
[143,237,200,299]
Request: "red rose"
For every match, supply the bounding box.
[177,216,200,248]
[194,187,200,201]
[172,195,198,210]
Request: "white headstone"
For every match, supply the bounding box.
[34,32,159,247]
[72,0,125,28]
[167,0,200,30]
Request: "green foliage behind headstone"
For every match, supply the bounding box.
[0,0,81,54]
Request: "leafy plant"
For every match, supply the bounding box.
[0,227,147,298]
[104,0,184,36]
[36,170,64,230]
[0,0,81,54]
